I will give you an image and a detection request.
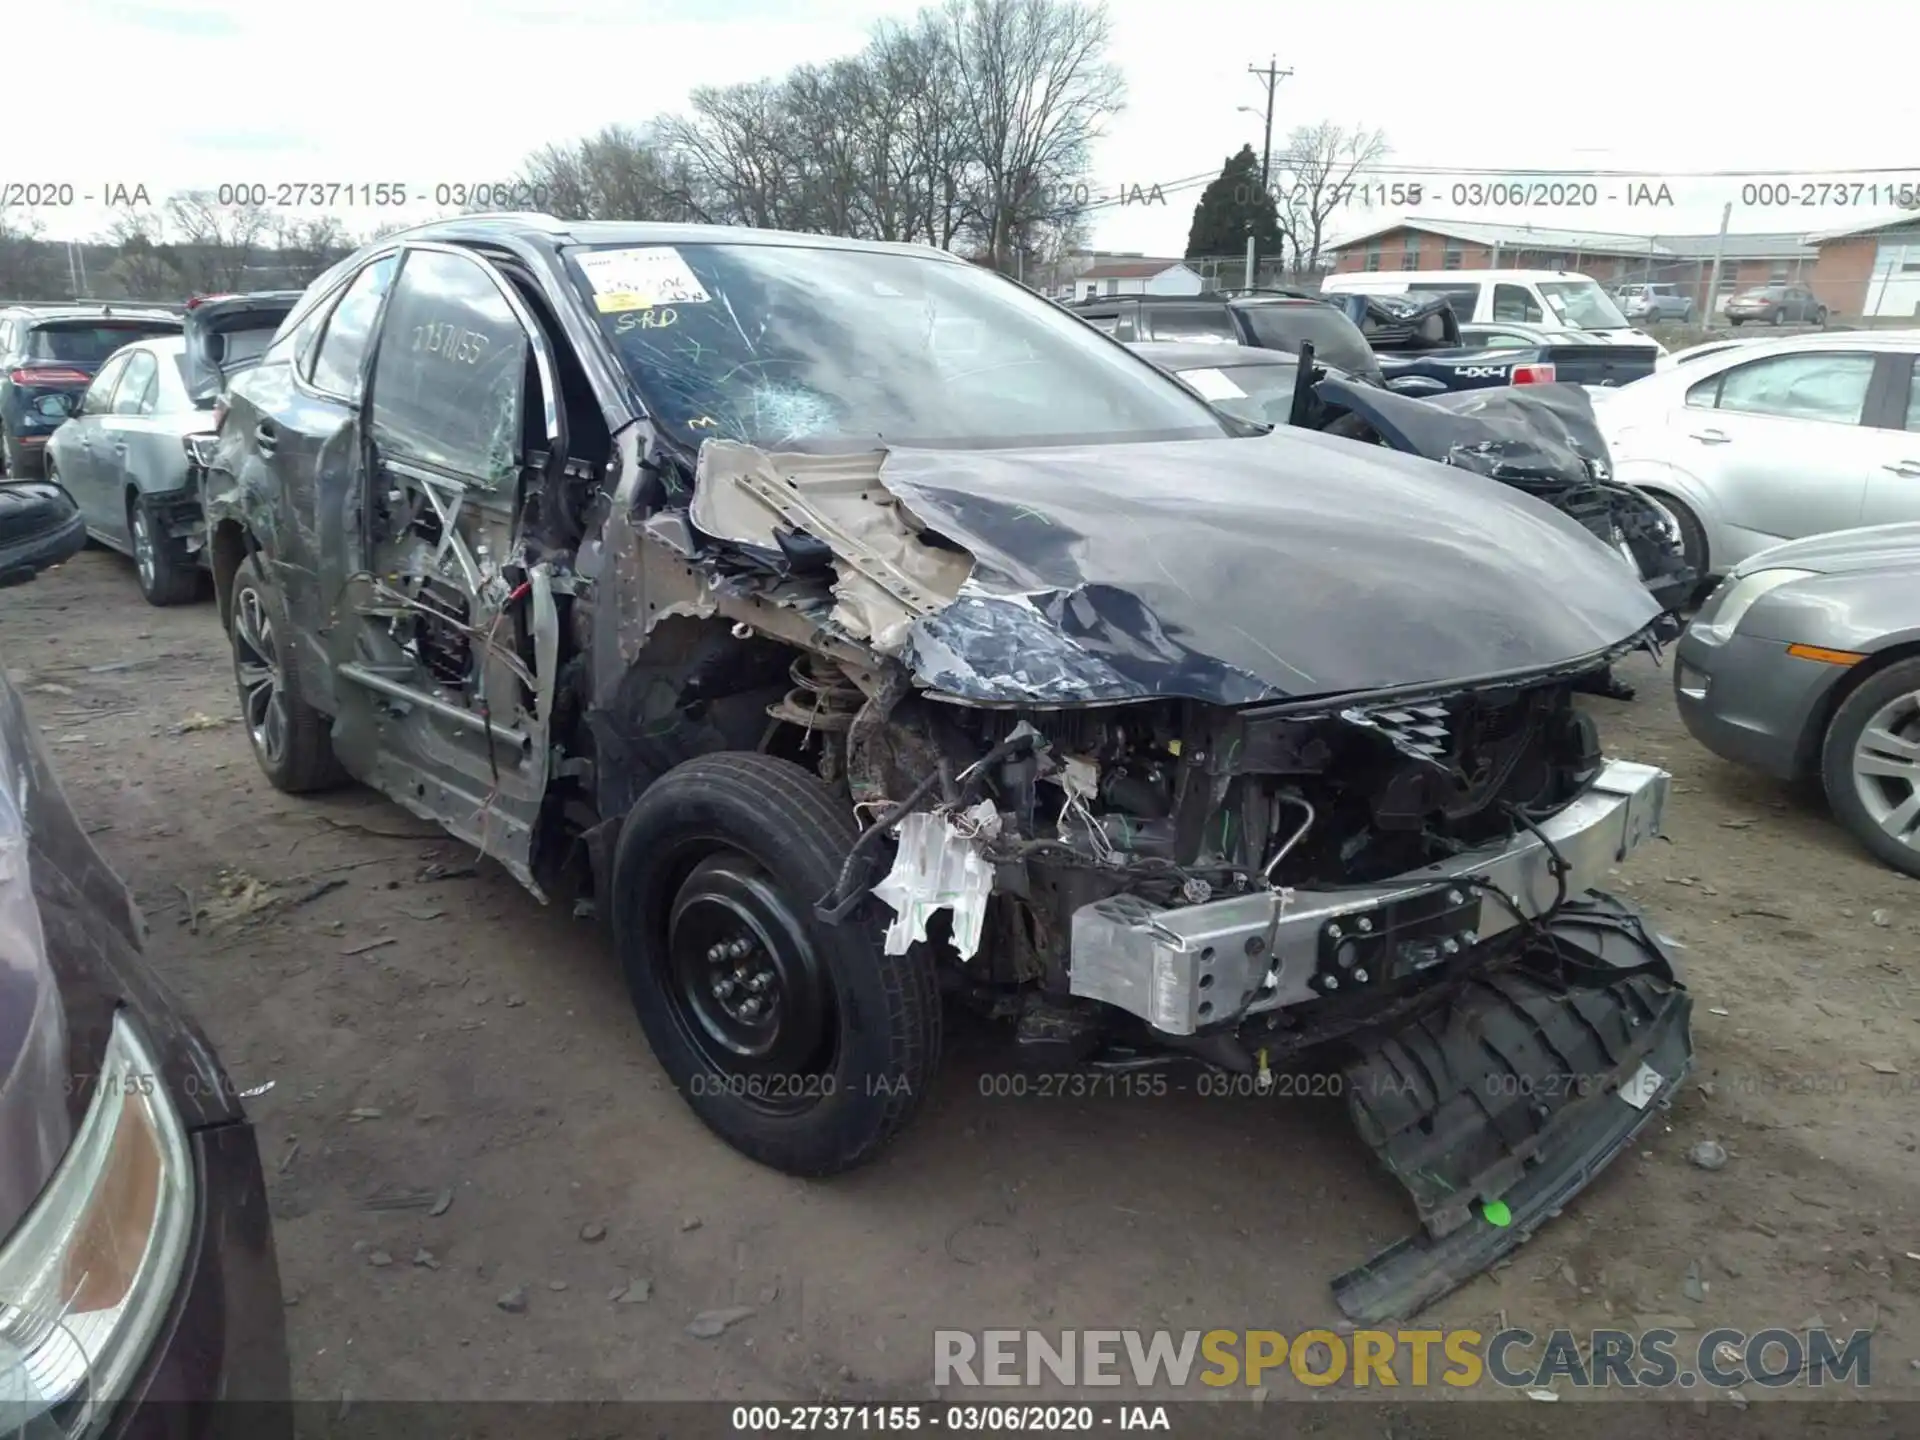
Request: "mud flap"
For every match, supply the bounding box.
[1330,891,1692,1324]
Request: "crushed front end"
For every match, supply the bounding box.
[602,430,1692,1321]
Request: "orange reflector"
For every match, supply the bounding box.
[1786,643,1867,666]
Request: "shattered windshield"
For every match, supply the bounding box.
[564,242,1230,449]
[1536,281,1631,332]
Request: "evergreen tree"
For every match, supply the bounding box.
[1184,145,1281,261]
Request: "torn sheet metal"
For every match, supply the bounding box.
[1315,377,1610,491]
[688,441,972,653]
[870,802,997,959]
[875,434,1660,707]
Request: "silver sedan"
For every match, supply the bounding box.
[43,334,218,605]
[1674,522,1920,876]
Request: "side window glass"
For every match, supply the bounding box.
[83,354,129,414]
[1685,374,1721,408]
[1715,352,1875,425]
[1491,284,1542,323]
[1906,364,1920,431]
[112,351,158,415]
[370,250,530,489]
[310,255,399,396]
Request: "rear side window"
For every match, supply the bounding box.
[1907,363,1920,430]
[1491,284,1543,323]
[1408,283,1479,320]
[370,249,529,489]
[112,350,158,415]
[310,256,399,396]
[1691,351,1876,424]
[1145,307,1236,342]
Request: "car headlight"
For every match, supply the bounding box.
[1689,568,1817,645]
[0,1012,193,1437]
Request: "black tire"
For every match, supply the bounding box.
[229,552,347,793]
[128,493,203,606]
[1729,318,1744,327]
[1812,307,1828,327]
[611,752,941,1176]
[1821,657,1920,879]
[1644,491,1708,594]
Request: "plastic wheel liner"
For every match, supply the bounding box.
[1330,890,1692,1324]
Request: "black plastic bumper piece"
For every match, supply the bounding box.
[1331,891,1692,1324]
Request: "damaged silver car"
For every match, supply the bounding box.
[203,217,1693,1322]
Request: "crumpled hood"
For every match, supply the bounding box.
[876,429,1660,707]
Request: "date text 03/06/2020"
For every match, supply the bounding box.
[730,1404,1172,1433]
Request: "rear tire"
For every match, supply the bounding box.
[1821,658,1920,879]
[611,752,941,1176]
[229,553,347,793]
[129,494,204,607]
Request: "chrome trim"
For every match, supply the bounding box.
[1068,759,1669,1037]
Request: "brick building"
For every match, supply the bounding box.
[1320,216,1916,318]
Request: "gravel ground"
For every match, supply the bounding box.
[4,547,1915,1414]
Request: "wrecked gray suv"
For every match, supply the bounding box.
[204,217,1692,1321]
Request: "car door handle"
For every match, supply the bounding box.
[1885,461,1920,477]
[1689,429,1732,445]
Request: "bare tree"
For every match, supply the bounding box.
[1272,122,1388,277]
[270,215,353,285]
[163,191,274,293]
[514,124,699,223]
[872,14,974,248]
[659,80,803,229]
[942,0,1123,269]
[0,207,65,299]
[99,212,180,298]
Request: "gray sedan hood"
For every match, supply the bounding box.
[1735,522,1920,578]
[690,431,1662,708]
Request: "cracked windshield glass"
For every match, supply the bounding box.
[566,241,1227,449]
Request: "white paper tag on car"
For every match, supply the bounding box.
[1618,1061,1663,1110]
[1182,367,1247,401]
[577,246,711,313]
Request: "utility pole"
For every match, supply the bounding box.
[1702,202,1731,326]
[1247,57,1291,283]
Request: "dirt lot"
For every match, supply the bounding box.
[5,547,1917,1410]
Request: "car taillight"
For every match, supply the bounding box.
[186,294,235,310]
[1510,364,1556,385]
[9,367,91,388]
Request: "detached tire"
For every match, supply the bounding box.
[1821,657,1920,879]
[229,553,347,793]
[612,752,941,1175]
[129,494,204,606]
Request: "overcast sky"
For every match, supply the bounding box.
[27,0,1920,252]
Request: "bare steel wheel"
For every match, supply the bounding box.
[228,553,346,793]
[1822,657,1920,878]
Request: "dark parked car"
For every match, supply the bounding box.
[1725,283,1827,327]
[0,307,183,479]
[207,216,1691,1322]
[44,295,301,606]
[1675,523,1920,878]
[0,501,290,1435]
